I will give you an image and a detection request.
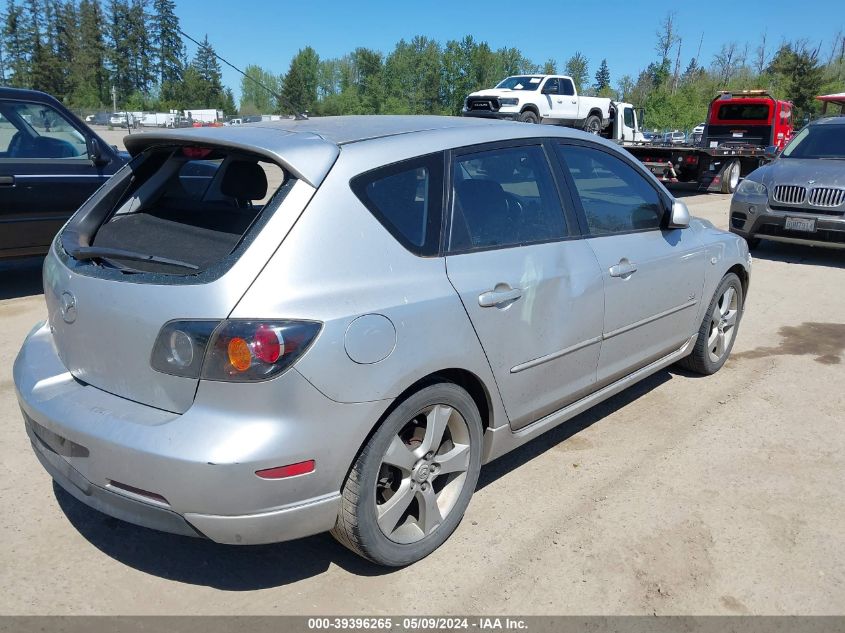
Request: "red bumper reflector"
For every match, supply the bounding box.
[255,460,315,479]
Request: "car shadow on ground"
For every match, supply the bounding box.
[0,258,44,300]
[749,241,844,269]
[54,368,676,588]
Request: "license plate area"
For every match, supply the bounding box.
[785,216,816,232]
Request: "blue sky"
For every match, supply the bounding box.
[176,0,843,100]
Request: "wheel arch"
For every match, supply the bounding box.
[520,104,540,116]
[340,368,496,485]
[727,262,750,301]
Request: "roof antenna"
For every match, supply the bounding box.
[178,29,308,121]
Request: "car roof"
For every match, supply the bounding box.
[0,86,64,106]
[123,115,604,187]
[810,116,845,126]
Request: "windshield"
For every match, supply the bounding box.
[495,76,543,91]
[781,125,845,159]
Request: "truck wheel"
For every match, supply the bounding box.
[583,114,602,135]
[519,110,539,124]
[720,161,741,194]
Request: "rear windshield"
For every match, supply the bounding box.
[62,146,289,277]
[714,103,771,122]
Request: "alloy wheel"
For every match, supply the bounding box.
[374,404,472,544]
[707,286,739,363]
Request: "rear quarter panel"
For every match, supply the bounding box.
[231,140,509,428]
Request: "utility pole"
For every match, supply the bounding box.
[111,85,117,113]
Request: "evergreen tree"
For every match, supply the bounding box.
[150,0,182,86]
[106,0,132,99]
[2,0,29,87]
[280,45,319,114]
[125,0,152,92]
[594,58,610,90]
[70,0,108,107]
[543,58,556,75]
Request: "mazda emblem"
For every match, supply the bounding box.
[60,292,77,324]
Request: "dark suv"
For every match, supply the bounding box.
[730,116,845,249]
[0,88,127,259]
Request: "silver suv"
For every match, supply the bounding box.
[14,116,751,566]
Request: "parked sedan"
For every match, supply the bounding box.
[0,88,128,259]
[15,116,751,566]
[730,116,845,249]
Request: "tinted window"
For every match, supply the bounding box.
[0,100,88,158]
[561,79,575,96]
[782,125,845,159]
[543,78,560,94]
[557,144,664,235]
[715,103,770,121]
[449,146,567,251]
[623,108,635,129]
[351,153,443,256]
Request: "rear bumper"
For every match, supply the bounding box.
[729,197,845,249]
[15,322,386,545]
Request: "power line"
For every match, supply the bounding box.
[178,29,307,121]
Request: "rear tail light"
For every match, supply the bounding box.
[150,319,321,382]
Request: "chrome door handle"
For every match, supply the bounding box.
[478,287,523,307]
[556,99,563,103]
[609,261,638,278]
[571,100,577,104]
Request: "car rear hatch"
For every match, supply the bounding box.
[46,128,338,414]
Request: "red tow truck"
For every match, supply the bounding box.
[624,90,794,193]
[816,92,845,116]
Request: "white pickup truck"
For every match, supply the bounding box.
[462,74,613,134]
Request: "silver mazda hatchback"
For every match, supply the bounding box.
[15,116,751,566]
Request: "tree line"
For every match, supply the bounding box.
[2,3,843,130]
[1,0,235,112]
[260,21,845,130]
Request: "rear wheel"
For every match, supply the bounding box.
[332,383,483,566]
[519,110,539,124]
[677,273,743,375]
[583,114,602,135]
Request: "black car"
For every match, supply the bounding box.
[0,87,128,259]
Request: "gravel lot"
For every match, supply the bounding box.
[0,144,843,615]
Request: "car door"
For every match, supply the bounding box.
[0,98,114,258]
[542,78,578,123]
[444,141,605,430]
[554,141,706,386]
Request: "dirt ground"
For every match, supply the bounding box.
[0,163,843,614]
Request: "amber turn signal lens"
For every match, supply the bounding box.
[227,337,252,371]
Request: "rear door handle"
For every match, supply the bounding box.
[478,287,523,308]
[0,175,14,186]
[609,261,638,278]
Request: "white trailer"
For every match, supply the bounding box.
[184,108,223,123]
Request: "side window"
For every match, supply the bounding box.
[0,101,88,159]
[543,78,560,94]
[561,79,575,96]
[449,145,567,252]
[623,108,635,129]
[556,144,664,236]
[351,153,443,256]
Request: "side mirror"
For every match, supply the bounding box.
[667,199,690,229]
[541,84,555,95]
[764,145,779,159]
[87,136,109,166]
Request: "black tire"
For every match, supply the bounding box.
[720,160,741,193]
[677,272,743,375]
[518,110,539,124]
[331,382,483,567]
[583,114,602,135]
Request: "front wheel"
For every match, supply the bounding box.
[332,383,483,566]
[518,110,539,124]
[721,160,741,193]
[677,273,743,375]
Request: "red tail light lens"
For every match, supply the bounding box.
[151,320,321,382]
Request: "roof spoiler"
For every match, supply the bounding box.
[123,128,339,188]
